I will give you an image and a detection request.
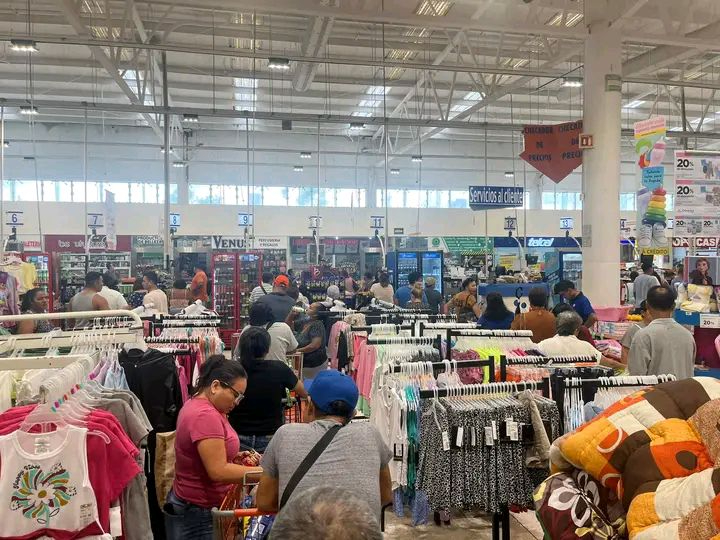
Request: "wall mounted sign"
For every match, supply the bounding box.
[519,120,583,183]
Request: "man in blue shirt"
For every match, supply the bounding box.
[394,271,427,307]
[554,280,598,329]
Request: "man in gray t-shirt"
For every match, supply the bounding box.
[256,371,392,519]
[633,262,660,307]
[629,285,696,379]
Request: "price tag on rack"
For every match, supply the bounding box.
[5,211,23,227]
[699,314,720,329]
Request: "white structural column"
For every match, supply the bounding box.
[581,7,623,305]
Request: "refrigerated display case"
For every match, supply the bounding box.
[88,252,131,278]
[560,252,582,290]
[386,251,444,294]
[211,249,288,346]
[22,253,53,311]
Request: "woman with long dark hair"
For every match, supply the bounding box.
[478,292,515,330]
[16,288,54,334]
[450,277,482,322]
[166,355,260,539]
[229,327,307,452]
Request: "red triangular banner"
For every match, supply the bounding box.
[519,120,583,183]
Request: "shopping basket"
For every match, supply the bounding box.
[212,472,274,540]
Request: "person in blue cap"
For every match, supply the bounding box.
[256,370,393,521]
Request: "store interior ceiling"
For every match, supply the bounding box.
[1,0,720,194]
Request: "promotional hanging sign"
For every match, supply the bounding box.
[634,116,670,256]
[518,120,583,183]
[104,190,117,251]
[674,151,720,237]
[468,186,524,210]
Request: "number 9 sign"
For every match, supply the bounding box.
[238,213,253,226]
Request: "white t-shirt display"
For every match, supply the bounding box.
[99,286,128,310]
[240,322,298,362]
[537,334,601,361]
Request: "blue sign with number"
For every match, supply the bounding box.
[469,186,524,211]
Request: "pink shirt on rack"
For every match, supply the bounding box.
[173,397,240,508]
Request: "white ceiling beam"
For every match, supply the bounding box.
[610,0,650,29]
[292,16,335,92]
[51,0,164,139]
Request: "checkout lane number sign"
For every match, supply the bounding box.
[5,211,23,227]
[170,213,181,228]
[238,213,254,226]
[560,217,574,230]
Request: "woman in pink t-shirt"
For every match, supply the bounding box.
[165,355,262,539]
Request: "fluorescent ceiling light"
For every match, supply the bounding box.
[182,113,199,122]
[160,147,174,154]
[19,106,38,115]
[451,104,470,113]
[623,100,645,109]
[172,161,187,168]
[411,155,423,163]
[358,99,380,108]
[233,77,258,88]
[504,171,514,178]
[351,112,371,117]
[10,39,38,52]
[234,93,257,101]
[366,86,392,95]
[562,77,583,88]
[463,91,484,101]
[390,168,400,175]
[2,141,8,148]
[300,152,312,159]
[233,105,255,112]
[268,57,290,70]
[293,165,304,172]
[349,122,365,130]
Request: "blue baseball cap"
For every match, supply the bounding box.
[308,370,359,414]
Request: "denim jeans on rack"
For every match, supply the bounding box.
[238,434,273,453]
[163,489,213,540]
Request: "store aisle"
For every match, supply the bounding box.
[385,510,543,539]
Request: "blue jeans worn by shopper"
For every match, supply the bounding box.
[164,489,213,540]
[239,434,273,453]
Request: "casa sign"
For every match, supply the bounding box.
[672,237,719,249]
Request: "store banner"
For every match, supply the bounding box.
[104,190,117,251]
[634,116,670,255]
[674,151,720,237]
[212,236,249,250]
[519,120,583,183]
[45,234,131,253]
[429,236,493,253]
[468,186,524,211]
[252,236,288,250]
[672,237,719,249]
[132,235,164,248]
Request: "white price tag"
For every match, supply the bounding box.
[699,314,720,329]
[491,420,498,441]
[441,431,451,452]
[456,426,464,447]
[507,421,519,442]
[484,426,494,446]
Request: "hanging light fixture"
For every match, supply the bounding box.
[561,77,583,88]
[19,105,38,115]
[411,155,423,163]
[390,168,400,175]
[349,122,365,131]
[2,141,8,148]
[268,57,291,70]
[160,147,174,154]
[504,171,514,178]
[182,113,199,123]
[293,165,304,172]
[172,161,187,168]
[10,39,38,52]
[300,152,312,159]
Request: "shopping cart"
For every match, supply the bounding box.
[212,472,275,540]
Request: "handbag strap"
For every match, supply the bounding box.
[279,424,342,509]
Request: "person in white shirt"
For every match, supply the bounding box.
[633,262,660,307]
[369,273,394,304]
[142,270,169,314]
[249,272,275,305]
[539,311,624,370]
[238,303,298,362]
[99,272,129,310]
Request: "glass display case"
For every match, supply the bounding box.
[211,253,238,341]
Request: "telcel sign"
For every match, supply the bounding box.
[527,237,554,248]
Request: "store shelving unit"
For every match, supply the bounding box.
[22,253,53,311]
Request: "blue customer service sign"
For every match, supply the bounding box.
[469,186,524,211]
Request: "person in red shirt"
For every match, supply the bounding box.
[190,264,209,304]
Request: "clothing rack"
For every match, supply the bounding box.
[418,377,550,540]
[351,323,415,336]
[145,336,201,344]
[560,374,676,389]
[390,358,496,382]
[367,335,442,350]
[499,355,598,383]
[438,328,534,360]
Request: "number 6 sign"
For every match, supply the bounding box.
[5,211,23,227]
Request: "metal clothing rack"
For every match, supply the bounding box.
[367,335,442,352]
[417,378,550,540]
[439,328,534,360]
[145,336,201,344]
[560,374,676,389]
[499,355,598,383]
[390,358,496,382]
[351,323,415,336]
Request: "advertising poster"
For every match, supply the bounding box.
[674,152,720,237]
[519,120,583,183]
[634,116,670,256]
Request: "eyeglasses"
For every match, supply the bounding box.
[220,381,244,403]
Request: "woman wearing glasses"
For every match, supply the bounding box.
[165,355,261,539]
[229,326,308,453]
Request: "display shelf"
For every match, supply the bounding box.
[675,309,720,328]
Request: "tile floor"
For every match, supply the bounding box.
[384,510,544,539]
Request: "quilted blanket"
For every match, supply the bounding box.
[549,377,720,539]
